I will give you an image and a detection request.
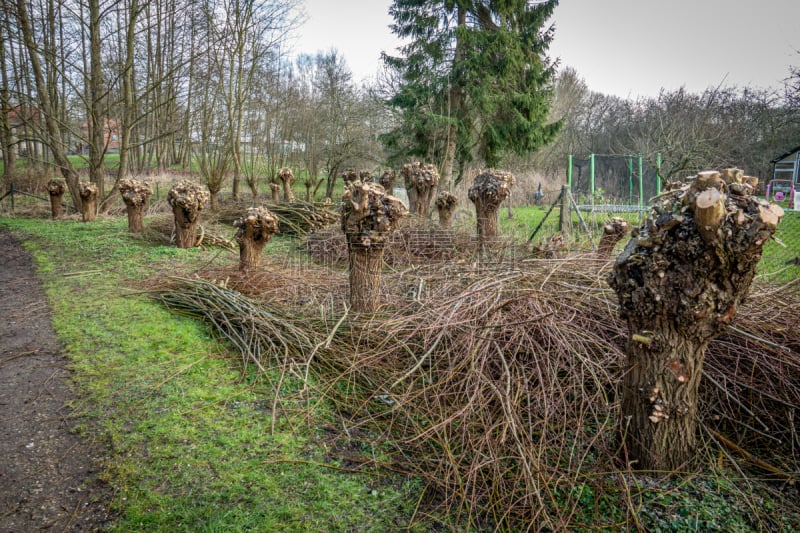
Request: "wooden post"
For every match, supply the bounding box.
[558,184,571,235]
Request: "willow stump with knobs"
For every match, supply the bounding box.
[233,206,279,272]
[468,169,515,250]
[269,182,280,203]
[341,181,408,313]
[435,191,458,228]
[608,168,783,472]
[167,180,210,248]
[379,170,396,192]
[597,217,632,258]
[342,169,358,185]
[78,181,98,222]
[118,178,153,233]
[278,167,295,203]
[47,179,66,219]
[401,162,439,217]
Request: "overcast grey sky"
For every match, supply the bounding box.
[295,0,800,98]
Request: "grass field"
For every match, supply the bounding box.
[0,218,438,532]
[1,212,798,531]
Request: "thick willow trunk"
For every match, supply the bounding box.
[341,181,408,313]
[125,204,146,233]
[167,180,209,248]
[234,207,278,272]
[437,207,454,228]
[348,247,384,312]
[619,322,708,471]
[47,180,66,219]
[468,170,515,251]
[609,168,782,472]
[173,207,199,248]
[119,179,152,233]
[49,193,63,219]
[79,183,97,222]
[475,204,499,242]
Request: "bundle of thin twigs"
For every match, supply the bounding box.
[212,200,338,236]
[156,276,315,365]
[153,256,800,530]
[142,213,236,251]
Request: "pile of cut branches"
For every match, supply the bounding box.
[153,256,800,530]
[141,214,236,251]
[212,200,338,236]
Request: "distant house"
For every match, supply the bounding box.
[79,118,120,152]
[771,145,800,186]
[4,106,45,159]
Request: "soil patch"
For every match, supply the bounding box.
[0,228,113,532]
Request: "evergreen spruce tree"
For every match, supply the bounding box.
[383,0,561,186]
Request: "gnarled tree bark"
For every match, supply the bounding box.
[435,191,458,228]
[167,180,210,248]
[118,178,153,233]
[341,180,407,312]
[47,179,66,219]
[78,182,98,222]
[233,206,279,272]
[468,169,515,250]
[608,168,783,472]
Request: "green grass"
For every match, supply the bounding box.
[0,217,432,532]
[2,202,798,531]
[503,205,800,279]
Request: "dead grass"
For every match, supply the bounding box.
[151,248,800,530]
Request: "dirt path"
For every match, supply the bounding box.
[0,229,112,532]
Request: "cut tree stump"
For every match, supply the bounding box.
[468,169,515,250]
[608,168,783,472]
[233,206,279,271]
[78,181,98,222]
[167,180,210,248]
[341,180,408,312]
[118,178,153,233]
[401,162,440,217]
[435,191,458,228]
[47,179,66,219]
[597,217,631,258]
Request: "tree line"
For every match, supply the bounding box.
[0,0,386,210]
[1,0,798,212]
[535,66,800,186]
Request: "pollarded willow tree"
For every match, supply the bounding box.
[233,206,279,272]
[118,178,153,233]
[341,181,408,312]
[383,0,560,186]
[379,170,396,192]
[278,168,295,203]
[435,191,458,228]
[167,180,210,248]
[468,169,515,248]
[47,179,66,219]
[78,182,99,222]
[608,168,783,472]
[401,161,440,216]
